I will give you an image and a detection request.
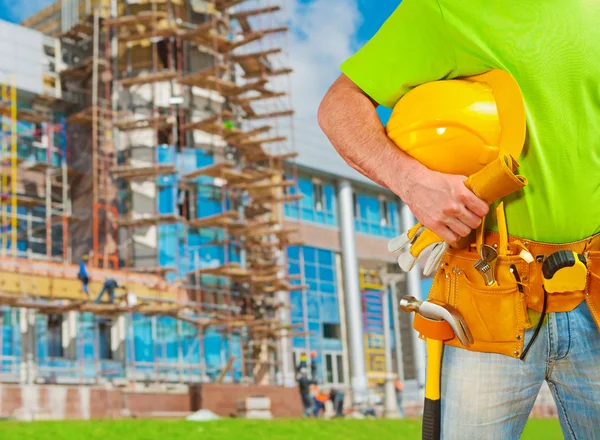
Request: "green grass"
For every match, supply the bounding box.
[0,418,563,440]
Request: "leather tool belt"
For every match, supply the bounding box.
[426,231,600,358]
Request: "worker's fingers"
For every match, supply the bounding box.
[457,186,489,218]
[445,216,472,238]
[457,207,483,230]
[428,221,459,243]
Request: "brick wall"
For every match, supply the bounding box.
[0,383,559,420]
[190,384,303,418]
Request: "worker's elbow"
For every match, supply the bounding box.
[317,91,334,135]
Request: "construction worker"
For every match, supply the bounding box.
[318,1,600,438]
[296,367,315,417]
[395,379,405,418]
[95,279,124,304]
[77,255,89,296]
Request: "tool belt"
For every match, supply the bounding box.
[427,231,600,358]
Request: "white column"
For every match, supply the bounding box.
[390,277,405,383]
[382,284,400,418]
[337,179,367,404]
[401,204,426,392]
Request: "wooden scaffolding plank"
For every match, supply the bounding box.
[117,213,182,228]
[120,71,178,87]
[177,21,214,40]
[244,68,293,80]
[106,11,168,27]
[111,164,177,180]
[239,136,287,149]
[181,111,236,135]
[230,92,286,106]
[267,151,299,161]
[114,115,175,131]
[214,0,248,11]
[234,180,294,191]
[233,48,281,62]
[226,125,272,146]
[244,109,295,120]
[252,194,303,204]
[117,26,177,44]
[61,20,94,41]
[59,56,94,79]
[187,210,240,229]
[181,161,235,180]
[260,26,289,37]
[245,226,299,240]
[179,74,239,95]
[194,263,250,279]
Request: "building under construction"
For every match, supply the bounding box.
[0,0,491,422]
[0,0,333,418]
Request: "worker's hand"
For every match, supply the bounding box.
[398,167,489,243]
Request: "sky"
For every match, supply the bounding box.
[0,0,400,177]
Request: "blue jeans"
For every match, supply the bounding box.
[440,301,600,439]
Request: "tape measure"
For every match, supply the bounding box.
[542,250,588,293]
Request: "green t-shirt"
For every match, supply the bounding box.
[340,0,600,244]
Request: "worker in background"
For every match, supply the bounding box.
[319,1,600,438]
[312,385,329,418]
[395,379,405,418]
[296,368,315,417]
[77,255,89,296]
[330,388,345,418]
[95,279,124,304]
[309,350,318,379]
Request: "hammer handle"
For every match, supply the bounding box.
[423,338,443,440]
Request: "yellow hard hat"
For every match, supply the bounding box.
[386,70,526,176]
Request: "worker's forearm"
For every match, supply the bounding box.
[318,75,426,197]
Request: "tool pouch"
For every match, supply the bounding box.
[584,251,600,331]
[427,246,530,358]
[427,233,600,358]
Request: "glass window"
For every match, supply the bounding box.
[285,177,337,226]
[317,248,333,266]
[158,185,175,214]
[98,319,112,360]
[303,246,316,264]
[313,181,324,211]
[321,296,339,323]
[354,192,401,237]
[336,354,344,384]
[381,200,389,226]
[318,266,335,283]
[304,263,317,280]
[323,323,341,339]
[47,314,63,358]
[325,354,334,384]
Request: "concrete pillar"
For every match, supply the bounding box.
[20,308,36,385]
[401,204,426,392]
[337,179,367,404]
[389,278,405,383]
[277,286,296,387]
[382,285,400,418]
[64,312,78,359]
[111,315,126,363]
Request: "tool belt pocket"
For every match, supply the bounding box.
[585,252,600,331]
[428,250,528,347]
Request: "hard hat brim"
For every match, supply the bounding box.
[467,70,526,160]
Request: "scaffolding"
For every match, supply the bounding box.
[8,0,305,386]
[0,76,72,263]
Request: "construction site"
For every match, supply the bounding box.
[0,0,313,419]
